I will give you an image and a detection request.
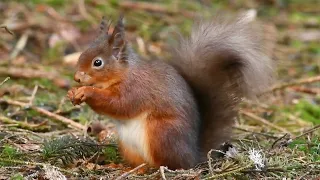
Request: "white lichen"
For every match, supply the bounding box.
[248,148,265,170]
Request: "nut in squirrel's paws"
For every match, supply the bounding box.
[67,86,89,105]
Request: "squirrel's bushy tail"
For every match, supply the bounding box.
[171,14,274,156]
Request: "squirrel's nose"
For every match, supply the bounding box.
[74,71,84,83]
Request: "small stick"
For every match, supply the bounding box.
[0,67,70,89]
[290,86,320,95]
[0,77,10,86]
[240,110,291,135]
[203,163,253,180]
[292,124,320,140]
[0,158,78,176]
[10,32,29,60]
[0,25,14,35]
[207,149,214,176]
[115,163,147,180]
[0,67,56,79]
[28,84,38,106]
[270,133,288,149]
[0,115,50,132]
[270,75,320,92]
[119,1,194,18]
[233,126,278,139]
[281,113,311,127]
[160,166,167,180]
[1,98,85,131]
[54,97,66,114]
[78,0,97,24]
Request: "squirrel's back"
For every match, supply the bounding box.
[170,14,274,155]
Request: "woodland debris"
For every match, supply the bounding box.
[0,115,50,132]
[115,163,147,180]
[270,75,320,92]
[0,67,70,89]
[1,98,85,131]
[119,1,194,18]
[240,110,291,134]
[0,25,14,35]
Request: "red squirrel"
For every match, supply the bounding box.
[67,14,274,169]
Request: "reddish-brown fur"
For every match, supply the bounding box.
[118,141,145,166]
[67,15,274,169]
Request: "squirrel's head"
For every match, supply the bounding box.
[74,16,128,89]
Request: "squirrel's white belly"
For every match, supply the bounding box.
[114,112,152,163]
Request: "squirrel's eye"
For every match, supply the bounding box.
[92,58,104,69]
[94,59,102,66]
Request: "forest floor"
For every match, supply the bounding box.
[0,0,319,179]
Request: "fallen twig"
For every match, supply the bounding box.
[78,0,97,24]
[0,67,70,89]
[0,25,14,35]
[207,149,214,176]
[233,126,278,139]
[115,163,147,180]
[240,110,291,135]
[280,113,311,126]
[203,163,253,180]
[270,133,289,149]
[0,115,50,132]
[270,75,320,92]
[0,158,78,176]
[290,86,320,95]
[1,98,85,131]
[0,67,57,79]
[159,166,167,180]
[119,1,194,18]
[10,32,29,60]
[28,84,38,106]
[292,124,320,140]
[0,77,10,86]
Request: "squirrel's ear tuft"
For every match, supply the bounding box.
[109,15,127,61]
[109,15,124,44]
[99,16,106,34]
[99,16,112,36]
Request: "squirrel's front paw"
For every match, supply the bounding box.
[67,87,78,105]
[68,86,91,105]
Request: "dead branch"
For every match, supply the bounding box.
[119,1,195,18]
[159,166,167,180]
[115,163,147,180]
[10,32,29,60]
[0,77,10,86]
[0,67,70,89]
[78,0,97,24]
[0,115,50,132]
[207,149,214,176]
[292,124,320,140]
[290,86,320,95]
[270,75,320,92]
[270,133,289,149]
[0,158,78,176]
[0,67,57,79]
[240,110,291,135]
[203,163,253,180]
[28,84,38,106]
[0,25,14,35]
[233,126,278,139]
[1,98,85,131]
